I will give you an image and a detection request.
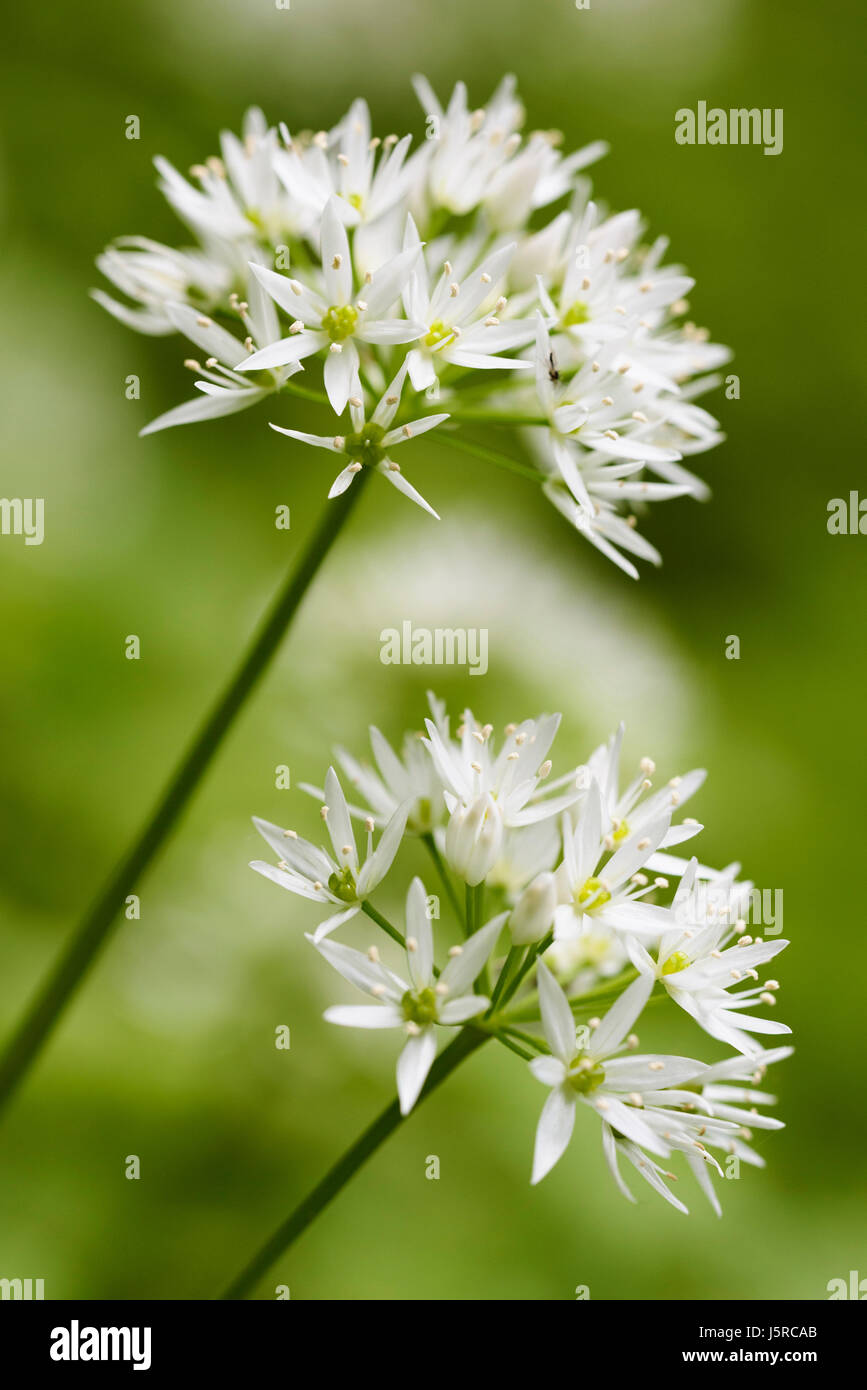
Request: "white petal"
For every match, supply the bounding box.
[536,959,578,1064]
[323,338,359,413]
[377,461,440,518]
[531,1085,577,1183]
[396,1027,438,1114]
[405,876,434,988]
[324,1004,403,1028]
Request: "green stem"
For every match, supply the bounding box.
[488,944,524,1015]
[445,409,548,427]
[464,883,475,939]
[280,378,332,407]
[438,432,547,485]
[219,1025,488,1299]
[499,931,553,1010]
[504,968,643,1025]
[421,834,465,929]
[0,474,371,1119]
[360,901,407,950]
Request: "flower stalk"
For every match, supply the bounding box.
[219,1025,488,1300]
[0,472,371,1118]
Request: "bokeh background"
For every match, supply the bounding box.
[1,0,864,1300]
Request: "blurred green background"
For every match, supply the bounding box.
[1,0,864,1300]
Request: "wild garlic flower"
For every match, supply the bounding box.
[553,779,675,942]
[271,360,446,516]
[250,767,409,941]
[529,963,731,1189]
[300,693,449,836]
[626,858,791,1055]
[423,708,581,887]
[94,76,730,575]
[248,699,790,1214]
[314,878,506,1114]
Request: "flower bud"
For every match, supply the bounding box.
[445,793,504,886]
[509,871,557,945]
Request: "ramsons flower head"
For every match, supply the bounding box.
[94,77,730,576]
[248,696,791,1217]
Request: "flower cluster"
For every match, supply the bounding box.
[93,77,730,577]
[250,695,791,1213]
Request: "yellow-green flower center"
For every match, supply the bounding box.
[347,192,363,211]
[401,987,439,1026]
[562,300,590,327]
[322,304,358,342]
[568,1057,606,1094]
[327,866,357,903]
[661,950,690,977]
[345,422,385,468]
[576,876,611,913]
[611,818,630,844]
[424,318,453,348]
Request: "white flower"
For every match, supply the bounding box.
[154,107,308,244]
[509,871,558,945]
[237,198,425,413]
[423,708,580,886]
[484,819,561,899]
[626,858,791,1055]
[604,1045,792,1215]
[274,99,415,234]
[529,961,718,1185]
[250,767,409,941]
[531,317,703,577]
[553,779,674,942]
[692,1045,792,1170]
[270,359,445,516]
[91,236,235,336]
[95,79,730,574]
[539,204,694,360]
[574,722,706,851]
[301,693,448,835]
[137,278,300,435]
[424,708,579,828]
[444,794,505,887]
[314,877,506,1112]
[400,223,535,392]
[410,74,606,228]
